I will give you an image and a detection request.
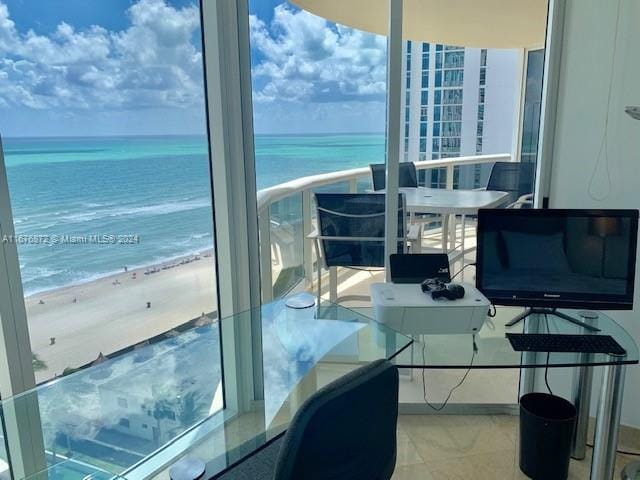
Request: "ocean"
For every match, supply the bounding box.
[3,134,384,294]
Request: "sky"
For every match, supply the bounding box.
[0,0,387,137]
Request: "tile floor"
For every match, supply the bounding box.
[392,414,638,479]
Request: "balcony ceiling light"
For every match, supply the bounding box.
[290,0,547,49]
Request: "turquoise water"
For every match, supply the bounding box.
[3,134,384,294]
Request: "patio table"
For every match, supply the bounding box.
[381,187,509,255]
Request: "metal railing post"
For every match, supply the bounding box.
[348,178,358,193]
[258,207,273,302]
[445,164,455,190]
[302,190,314,287]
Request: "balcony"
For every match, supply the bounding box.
[258,152,512,304]
[257,153,522,408]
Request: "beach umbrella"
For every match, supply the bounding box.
[289,0,548,49]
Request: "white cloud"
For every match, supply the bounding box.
[249,4,387,104]
[0,0,204,112]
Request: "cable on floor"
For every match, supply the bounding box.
[421,334,478,411]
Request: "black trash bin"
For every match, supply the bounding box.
[519,393,577,480]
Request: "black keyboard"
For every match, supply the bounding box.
[506,333,626,356]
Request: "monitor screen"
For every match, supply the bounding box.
[476,209,639,309]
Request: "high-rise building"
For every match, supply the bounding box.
[402,42,523,189]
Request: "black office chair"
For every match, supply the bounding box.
[310,193,420,303]
[485,161,535,207]
[214,359,399,480]
[370,162,418,191]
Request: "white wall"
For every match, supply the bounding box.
[548,0,640,428]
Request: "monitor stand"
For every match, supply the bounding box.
[505,308,601,332]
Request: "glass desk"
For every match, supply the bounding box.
[0,300,411,480]
[390,309,639,480]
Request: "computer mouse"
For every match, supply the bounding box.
[446,283,465,299]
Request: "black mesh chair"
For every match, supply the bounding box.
[310,193,420,303]
[214,359,399,480]
[485,161,536,207]
[370,162,418,191]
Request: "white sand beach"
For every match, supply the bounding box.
[26,251,217,383]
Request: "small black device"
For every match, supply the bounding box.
[390,253,451,284]
[506,333,626,356]
[476,209,639,329]
[421,278,465,300]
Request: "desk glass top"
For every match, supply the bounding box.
[391,310,639,369]
[0,300,411,480]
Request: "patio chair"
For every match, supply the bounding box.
[370,162,418,191]
[310,193,420,303]
[485,161,535,207]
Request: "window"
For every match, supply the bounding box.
[422,72,429,88]
[421,91,429,105]
[442,122,462,137]
[435,52,442,69]
[434,91,442,105]
[419,138,427,153]
[442,89,463,104]
[444,69,464,87]
[0,2,225,473]
[420,107,428,121]
[433,123,441,137]
[1,0,221,390]
[435,71,442,87]
[434,107,441,122]
[422,55,429,70]
[443,105,463,121]
[520,49,545,164]
[480,49,488,67]
[480,69,487,85]
[479,87,486,104]
[444,51,465,68]
[420,122,428,137]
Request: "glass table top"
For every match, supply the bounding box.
[0,299,411,480]
[391,309,639,369]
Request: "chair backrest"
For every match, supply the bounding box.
[486,161,535,205]
[274,359,399,480]
[315,193,406,268]
[370,162,418,191]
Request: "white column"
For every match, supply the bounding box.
[201,0,262,412]
[534,0,566,208]
[0,138,47,479]
[384,0,404,279]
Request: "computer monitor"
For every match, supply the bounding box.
[476,209,639,310]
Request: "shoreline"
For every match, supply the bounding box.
[24,247,215,300]
[26,248,218,383]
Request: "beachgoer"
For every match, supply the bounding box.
[39,299,45,305]
[146,301,151,309]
